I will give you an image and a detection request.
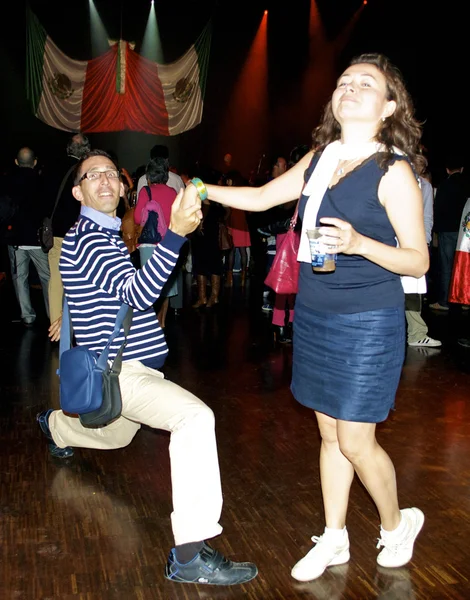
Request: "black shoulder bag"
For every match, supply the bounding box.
[38,164,76,253]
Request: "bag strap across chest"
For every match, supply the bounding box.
[59,299,133,375]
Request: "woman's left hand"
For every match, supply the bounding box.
[319,217,364,255]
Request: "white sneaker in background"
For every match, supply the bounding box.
[408,336,442,347]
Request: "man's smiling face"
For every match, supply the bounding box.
[72,155,124,217]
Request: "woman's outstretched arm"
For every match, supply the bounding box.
[206,151,313,212]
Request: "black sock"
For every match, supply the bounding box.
[175,541,204,564]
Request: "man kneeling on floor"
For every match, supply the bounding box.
[37,149,257,586]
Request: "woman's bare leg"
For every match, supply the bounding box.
[337,420,401,531]
[315,412,355,528]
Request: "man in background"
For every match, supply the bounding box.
[7,147,50,327]
[404,173,441,347]
[430,157,469,311]
[47,133,91,324]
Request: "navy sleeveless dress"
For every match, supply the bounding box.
[291,153,406,423]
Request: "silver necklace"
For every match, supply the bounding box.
[337,158,357,176]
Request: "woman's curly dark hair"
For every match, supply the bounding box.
[311,53,427,174]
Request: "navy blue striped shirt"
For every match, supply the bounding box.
[59,207,186,369]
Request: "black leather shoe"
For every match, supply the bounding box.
[273,325,292,344]
[164,542,258,585]
[37,410,74,459]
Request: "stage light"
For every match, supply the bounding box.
[88,0,109,58]
[363,0,367,4]
[141,1,164,63]
[264,9,268,14]
[218,11,268,177]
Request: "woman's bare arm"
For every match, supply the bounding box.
[320,160,429,278]
[205,151,314,212]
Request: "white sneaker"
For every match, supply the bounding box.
[376,508,424,568]
[291,530,350,582]
[408,336,442,347]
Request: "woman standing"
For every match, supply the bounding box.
[134,157,177,328]
[223,171,251,287]
[182,54,428,580]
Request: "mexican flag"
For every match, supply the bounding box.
[26,8,211,135]
[449,198,470,305]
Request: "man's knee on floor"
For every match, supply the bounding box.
[102,422,141,449]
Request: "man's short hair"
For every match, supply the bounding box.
[67,134,91,159]
[445,154,465,171]
[73,149,117,185]
[16,147,36,168]
[150,144,169,160]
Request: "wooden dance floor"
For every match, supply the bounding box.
[1,274,469,600]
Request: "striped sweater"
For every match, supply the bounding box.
[59,209,186,369]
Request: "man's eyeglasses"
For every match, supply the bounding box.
[78,169,120,183]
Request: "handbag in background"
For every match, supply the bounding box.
[137,186,165,246]
[219,222,233,251]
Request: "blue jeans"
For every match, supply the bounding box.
[8,246,50,323]
[437,232,458,307]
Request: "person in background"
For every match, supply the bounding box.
[429,156,469,311]
[137,145,186,315]
[259,157,289,313]
[137,145,185,196]
[224,170,251,288]
[134,157,178,328]
[190,169,226,308]
[47,133,91,325]
[270,149,309,343]
[187,53,428,581]
[270,156,294,342]
[404,171,441,347]
[6,147,50,327]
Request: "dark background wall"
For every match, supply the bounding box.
[0,0,467,183]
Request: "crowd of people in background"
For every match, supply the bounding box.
[0,135,469,346]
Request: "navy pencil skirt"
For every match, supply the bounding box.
[291,302,405,423]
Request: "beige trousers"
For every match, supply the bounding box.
[48,236,64,323]
[49,360,223,546]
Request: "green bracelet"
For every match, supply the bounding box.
[190,177,208,201]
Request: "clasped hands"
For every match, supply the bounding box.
[168,185,203,238]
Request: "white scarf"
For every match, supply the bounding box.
[297,140,403,263]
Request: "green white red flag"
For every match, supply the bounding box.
[26,8,211,135]
[449,198,470,305]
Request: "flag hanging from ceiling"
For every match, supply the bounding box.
[26,8,211,136]
[449,198,470,305]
